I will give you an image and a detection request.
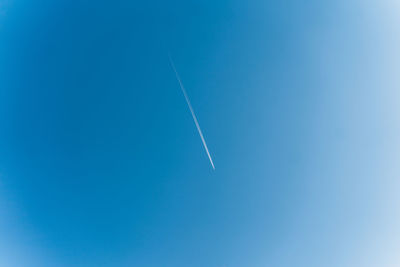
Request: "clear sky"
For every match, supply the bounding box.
[1,0,400,266]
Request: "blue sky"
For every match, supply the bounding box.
[1,0,400,266]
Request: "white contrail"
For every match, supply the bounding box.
[169,55,215,170]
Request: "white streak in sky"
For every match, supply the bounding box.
[169,55,215,170]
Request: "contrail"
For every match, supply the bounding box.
[168,55,215,170]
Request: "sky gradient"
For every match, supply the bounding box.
[1,0,400,266]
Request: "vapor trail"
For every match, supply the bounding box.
[169,56,215,170]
